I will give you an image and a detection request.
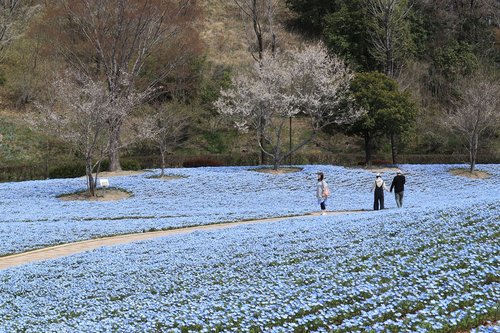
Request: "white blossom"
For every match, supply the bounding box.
[216,43,360,168]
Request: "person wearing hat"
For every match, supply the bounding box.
[390,170,406,208]
[316,172,330,215]
[371,173,389,210]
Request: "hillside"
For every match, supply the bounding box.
[200,0,304,67]
[0,0,499,180]
[0,0,311,173]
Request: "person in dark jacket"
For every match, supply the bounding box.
[390,171,406,208]
[371,174,389,210]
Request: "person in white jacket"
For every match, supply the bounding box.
[316,172,330,215]
[371,173,389,210]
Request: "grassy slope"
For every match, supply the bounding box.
[0,111,43,166]
[200,0,304,67]
[1,0,308,167]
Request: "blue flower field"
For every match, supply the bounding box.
[0,164,498,332]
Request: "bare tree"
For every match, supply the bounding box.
[33,70,149,196]
[46,0,199,171]
[233,0,278,61]
[445,74,500,172]
[233,0,279,164]
[368,0,413,78]
[216,43,358,169]
[0,0,39,59]
[141,102,189,177]
[33,71,110,196]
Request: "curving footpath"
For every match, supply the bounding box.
[0,210,366,270]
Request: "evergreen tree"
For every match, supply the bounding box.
[322,0,376,71]
[346,71,417,165]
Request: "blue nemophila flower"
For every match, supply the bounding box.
[0,164,499,331]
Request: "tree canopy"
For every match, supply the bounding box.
[346,71,418,164]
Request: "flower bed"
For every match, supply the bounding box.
[0,164,499,332]
[0,202,498,332]
[0,164,498,256]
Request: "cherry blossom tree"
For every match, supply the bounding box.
[33,71,109,196]
[34,70,148,196]
[233,0,280,164]
[216,43,358,169]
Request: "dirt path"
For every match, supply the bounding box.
[0,210,366,270]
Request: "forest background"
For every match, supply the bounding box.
[0,0,499,181]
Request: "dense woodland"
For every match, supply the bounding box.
[0,0,499,183]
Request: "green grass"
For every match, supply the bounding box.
[0,113,45,165]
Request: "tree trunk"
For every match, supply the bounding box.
[86,160,96,197]
[258,114,266,165]
[390,133,397,164]
[469,133,478,172]
[289,116,292,165]
[259,135,265,165]
[364,132,373,166]
[271,145,280,170]
[272,156,279,170]
[160,151,166,177]
[252,0,263,61]
[108,126,122,172]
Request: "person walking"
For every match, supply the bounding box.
[390,170,406,208]
[371,173,389,210]
[316,172,330,215]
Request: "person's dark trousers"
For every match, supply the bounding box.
[320,201,326,210]
[395,191,404,208]
[374,188,384,210]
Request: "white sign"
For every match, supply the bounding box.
[99,179,110,188]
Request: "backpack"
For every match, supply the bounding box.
[322,182,330,197]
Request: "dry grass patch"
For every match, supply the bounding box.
[252,167,302,174]
[91,170,144,177]
[349,166,402,174]
[58,189,132,202]
[148,175,186,180]
[450,168,490,179]
[199,0,304,68]
[365,167,401,173]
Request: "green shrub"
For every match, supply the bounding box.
[121,159,142,171]
[182,157,224,168]
[92,159,141,172]
[49,163,86,179]
[0,164,46,181]
[371,159,393,166]
[97,160,109,171]
[203,132,235,154]
[48,158,141,179]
